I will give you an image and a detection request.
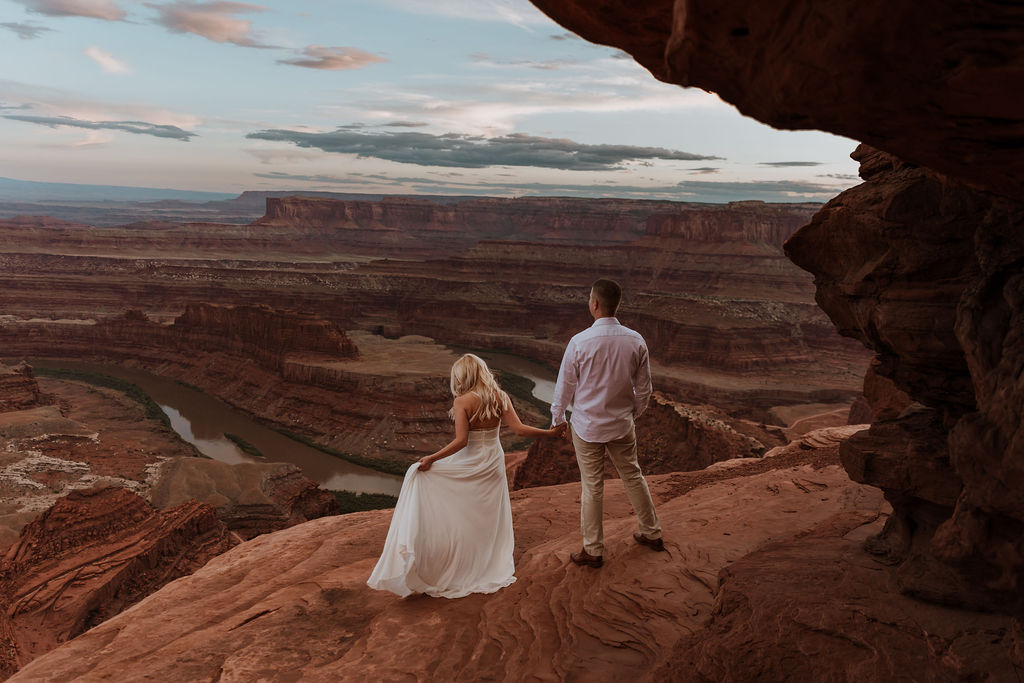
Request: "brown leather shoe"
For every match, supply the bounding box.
[570,549,603,568]
[633,532,666,551]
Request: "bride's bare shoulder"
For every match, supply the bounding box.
[453,392,480,410]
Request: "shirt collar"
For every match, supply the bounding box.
[591,317,620,327]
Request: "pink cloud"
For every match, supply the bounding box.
[13,0,126,21]
[277,46,387,71]
[146,1,274,48]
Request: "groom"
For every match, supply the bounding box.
[551,279,664,568]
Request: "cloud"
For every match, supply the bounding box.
[12,0,126,20]
[549,32,579,41]
[818,173,859,181]
[146,1,275,48]
[758,161,823,167]
[245,129,721,171]
[471,52,577,71]
[315,73,725,137]
[689,167,719,174]
[277,45,387,70]
[84,46,130,74]
[3,114,196,141]
[0,78,202,129]
[383,121,428,128]
[0,21,54,38]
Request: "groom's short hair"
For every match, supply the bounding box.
[591,279,622,315]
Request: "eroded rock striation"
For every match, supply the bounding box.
[0,486,236,678]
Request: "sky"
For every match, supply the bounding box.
[0,0,862,202]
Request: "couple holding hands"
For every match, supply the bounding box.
[368,279,664,599]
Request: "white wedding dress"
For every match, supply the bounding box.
[367,426,516,598]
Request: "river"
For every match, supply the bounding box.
[31,360,404,496]
[29,353,559,498]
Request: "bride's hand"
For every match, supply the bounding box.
[417,456,433,471]
[551,423,568,438]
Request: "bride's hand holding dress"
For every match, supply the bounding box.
[367,360,563,599]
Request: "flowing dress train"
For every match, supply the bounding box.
[366,426,516,598]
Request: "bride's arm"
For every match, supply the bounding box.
[502,402,567,439]
[417,396,472,471]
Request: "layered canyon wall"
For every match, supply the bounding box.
[0,196,867,422]
[173,303,359,369]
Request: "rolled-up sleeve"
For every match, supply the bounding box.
[632,341,652,418]
[550,338,578,426]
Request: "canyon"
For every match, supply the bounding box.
[0,190,874,677]
[3,0,1014,677]
[0,194,866,464]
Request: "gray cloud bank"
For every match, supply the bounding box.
[1,21,54,38]
[759,161,823,167]
[245,129,720,171]
[3,114,196,140]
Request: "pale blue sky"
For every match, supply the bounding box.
[0,0,861,201]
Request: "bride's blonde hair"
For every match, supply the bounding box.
[449,354,510,422]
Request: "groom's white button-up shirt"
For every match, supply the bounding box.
[551,316,653,443]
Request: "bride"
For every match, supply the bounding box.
[367,353,565,599]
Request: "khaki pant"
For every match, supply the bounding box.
[572,425,661,556]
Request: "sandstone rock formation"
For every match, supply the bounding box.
[0,364,42,413]
[172,303,359,368]
[8,443,894,681]
[0,374,189,549]
[150,458,339,540]
[0,486,236,679]
[529,0,1024,619]
[12,441,1021,681]
[513,392,781,489]
[667,521,1022,682]
[788,147,1024,612]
